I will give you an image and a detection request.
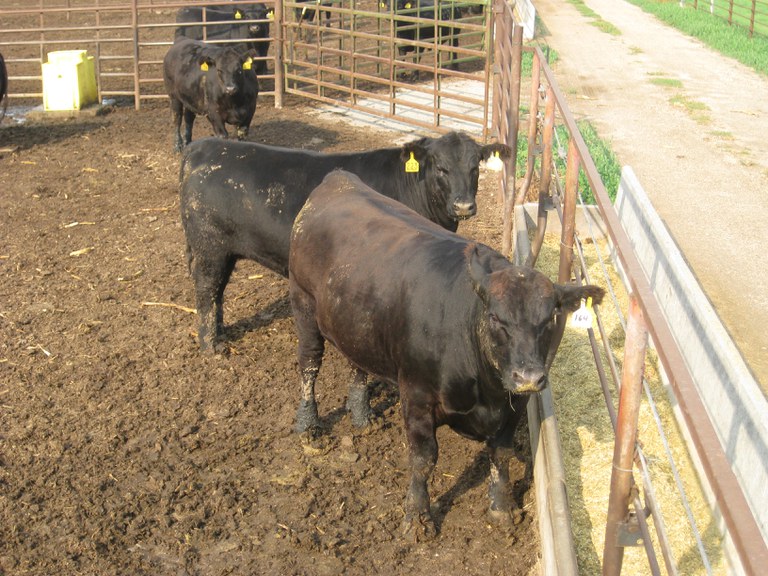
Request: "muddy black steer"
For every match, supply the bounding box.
[180,132,510,351]
[163,38,259,152]
[289,170,605,538]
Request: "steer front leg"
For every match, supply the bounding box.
[486,411,525,528]
[399,387,438,540]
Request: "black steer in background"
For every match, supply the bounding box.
[289,170,605,538]
[179,132,511,351]
[383,0,459,71]
[175,3,271,74]
[163,38,259,152]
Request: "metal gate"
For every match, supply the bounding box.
[0,0,494,139]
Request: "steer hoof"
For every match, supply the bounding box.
[488,506,523,528]
[402,510,437,542]
[294,399,321,433]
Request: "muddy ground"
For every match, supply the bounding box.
[0,97,539,575]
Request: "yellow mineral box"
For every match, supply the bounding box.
[42,50,98,111]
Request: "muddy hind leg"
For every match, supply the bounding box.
[346,368,371,428]
[191,254,235,352]
[400,386,438,540]
[292,286,325,432]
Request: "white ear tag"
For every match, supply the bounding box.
[570,297,595,330]
[485,151,503,172]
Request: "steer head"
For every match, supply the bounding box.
[200,47,258,96]
[468,245,605,395]
[400,132,511,225]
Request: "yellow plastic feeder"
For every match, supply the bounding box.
[42,50,98,111]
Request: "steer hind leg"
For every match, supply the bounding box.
[182,109,196,148]
[170,98,185,152]
[291,286,325,433]
[400,387,438,540]
[346,368,371,428]
[191,253,236,352]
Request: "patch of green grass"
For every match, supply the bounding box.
[626,0,768,75]
[649,76,684,88]
[709,130,734,140]
[567,0,622,35]
[669,93,711,124]
[515,120,621,205]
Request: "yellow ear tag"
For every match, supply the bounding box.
[200,62,209,71]
[242,57,252,70]
[235,10,243,19]
[405,152,420,173]
[267,10,274,20]
[405,2,412,8]
[380,1,386,7]
[571,297,595,330]
[486,150,504,172]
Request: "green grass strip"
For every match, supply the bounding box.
[626,0,768,75]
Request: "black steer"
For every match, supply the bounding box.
[289,170,605,538]
[383,0,459,71]
[175,3,270,75]
[179,132,510,351]
[163,38,259,152]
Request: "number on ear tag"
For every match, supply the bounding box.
[405,152,420,173]
[200,62,209,71]
[243,57,252,70]
[485,150,504,172]
[571,297,595,330]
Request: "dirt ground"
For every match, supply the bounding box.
[0,96,539,575]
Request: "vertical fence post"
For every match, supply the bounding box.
[274,0,284,108]
[602,294,648,575]
[527,84,555,267]
[546,138,579,369]
[500,21,523,258]
[131,0,139,110]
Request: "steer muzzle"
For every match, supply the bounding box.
[505,369,548,395]
[452,201,477,220]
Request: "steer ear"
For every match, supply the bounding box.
[554,284,605,315]
[481,142,512,162]
[400,138,429,172]
[198,49,216,71]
